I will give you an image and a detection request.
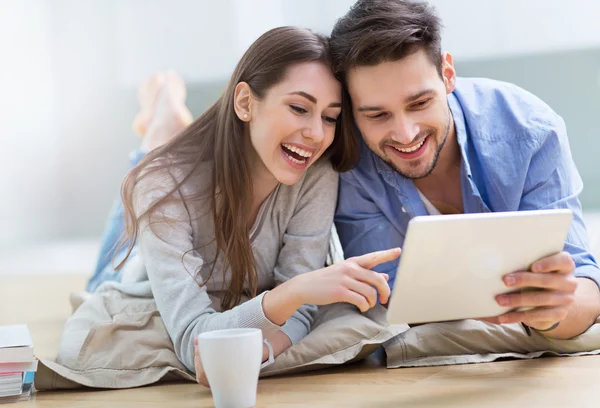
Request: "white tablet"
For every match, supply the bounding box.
[386,209,573,325]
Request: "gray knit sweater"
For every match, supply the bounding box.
[125,158,338,372]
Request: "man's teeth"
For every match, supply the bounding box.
[394,138,426,153]
[282,143,313,158]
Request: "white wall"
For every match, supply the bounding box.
[114,0,356,86]
[431,0,600,60]
[113,0,600,85]
[2,0,600,251]
[115,0,238,86]
[0,0,58,247]
[49,0,140,241]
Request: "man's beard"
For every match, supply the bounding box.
[377,107,452,180]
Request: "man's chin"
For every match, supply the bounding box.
[377,147,435,180]
[389,160,434,180]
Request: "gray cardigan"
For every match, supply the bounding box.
[129,158,339,372]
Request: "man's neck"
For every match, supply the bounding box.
[413,117,463,208]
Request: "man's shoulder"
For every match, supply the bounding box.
[454,77,564,147]
[455,77,549,111]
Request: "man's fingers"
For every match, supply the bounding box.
[503,271,578,292]
[531,251,575,274]
[476,316,501,325]
[351,248,401,269]
[496,290,575,309]
[498,306,569,326]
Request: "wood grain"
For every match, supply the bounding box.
[2,274,600,407]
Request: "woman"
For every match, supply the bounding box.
[88,27,400,386]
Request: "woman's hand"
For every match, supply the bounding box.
[263,248,401,325]
[194,337,210,387]
[291,248,401,312]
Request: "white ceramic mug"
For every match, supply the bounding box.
[197,328,264,408]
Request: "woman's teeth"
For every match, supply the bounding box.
[287,155,306,164]
[281,143,313,158]
[394,137,426,153]
[281,143,315,165]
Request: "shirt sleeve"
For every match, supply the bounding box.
[274,160,340,345]
[134,168,282,373]
[519,114,600,289]
[334,171,405,289]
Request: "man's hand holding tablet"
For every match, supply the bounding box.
[386,209,577,335]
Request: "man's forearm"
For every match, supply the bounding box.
[543,277,600,339]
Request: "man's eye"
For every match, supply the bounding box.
[411,99,431,109]
[367,112,387,120]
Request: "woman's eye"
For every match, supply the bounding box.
[290,105,308,114]
[323,116,338,125]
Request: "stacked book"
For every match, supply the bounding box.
[0,325,37,403]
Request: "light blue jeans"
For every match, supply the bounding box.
[86,150,146,292]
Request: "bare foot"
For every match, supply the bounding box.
[132,72,165,137]
[133,71,194,151]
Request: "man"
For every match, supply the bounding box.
[331,0,600,338]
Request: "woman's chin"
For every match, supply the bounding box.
[274,169,305,186]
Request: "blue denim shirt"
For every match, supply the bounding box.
[335,77,600,290]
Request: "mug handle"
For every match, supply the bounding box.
[261,338,274,369]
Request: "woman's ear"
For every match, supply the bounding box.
[234,82,252,121]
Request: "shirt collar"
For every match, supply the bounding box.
[448,92,473,181]
[448,92,490,212]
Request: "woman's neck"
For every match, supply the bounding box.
[248,153,280,228]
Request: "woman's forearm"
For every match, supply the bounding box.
[261,278,305,326]
[262,330,293,362]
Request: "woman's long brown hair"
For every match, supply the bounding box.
[117,27,359,310]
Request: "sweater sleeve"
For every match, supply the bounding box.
[274,159,340,344]
[134,167,282,373]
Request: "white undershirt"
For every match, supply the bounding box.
[417,189,442,216]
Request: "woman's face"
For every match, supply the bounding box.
[244,62,342,185]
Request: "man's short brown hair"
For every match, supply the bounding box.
[330,0,443,83]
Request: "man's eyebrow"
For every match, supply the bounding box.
[404,89,435,103]
[357,89,436,112]
[357,105,384,112]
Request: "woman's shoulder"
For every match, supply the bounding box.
[281,157,339,200]
[177,161,213,194]
[300,157,338,186]
[303,157,339,182]
[133,157,213,214]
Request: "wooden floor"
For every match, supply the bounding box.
[2,274,600,407]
